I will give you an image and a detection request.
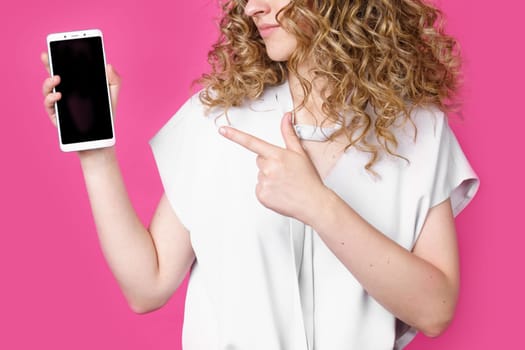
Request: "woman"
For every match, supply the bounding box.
[42,0,479,349]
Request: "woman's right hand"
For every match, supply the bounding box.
[40,52,121,128]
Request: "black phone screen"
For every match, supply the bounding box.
[50,37,113,144]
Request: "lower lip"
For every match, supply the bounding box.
[259,26,279,38]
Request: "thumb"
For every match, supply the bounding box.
[106,64,121,113]
[106,64,121,87]
[281,113,305,154]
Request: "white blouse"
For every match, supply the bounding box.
[150,81,479,350]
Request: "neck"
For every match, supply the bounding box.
[287,61,334,127]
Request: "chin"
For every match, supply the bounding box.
[265,48,293,62]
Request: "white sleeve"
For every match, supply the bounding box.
[149,96,201,230]
[429,118,479,216]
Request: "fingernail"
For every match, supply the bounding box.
[219,127,227,136]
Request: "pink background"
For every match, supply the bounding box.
[1,0,523,348]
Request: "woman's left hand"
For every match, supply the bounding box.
[219,113,329,223]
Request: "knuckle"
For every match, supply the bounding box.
[256,184,268,201]
[255,183,263,197]
[267,161,279,176]
[43,78,55,94]
[45,94,59,110]
[44,94,53,105]
[42,82,49,95]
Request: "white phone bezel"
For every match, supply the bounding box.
[46,29,115,152]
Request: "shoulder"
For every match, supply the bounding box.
[379,105,454,181]
[398,105,479,215]
[151,82,289,147]
[392,105,450,157]
[150,91,216,144]
[410,105,448,139]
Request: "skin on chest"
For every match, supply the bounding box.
[301,136,347,180]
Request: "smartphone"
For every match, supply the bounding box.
[47,29,115,152]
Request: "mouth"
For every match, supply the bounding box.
[257,23,280,38]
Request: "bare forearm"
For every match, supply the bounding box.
[79,148,161,308]
[309,189,458,336]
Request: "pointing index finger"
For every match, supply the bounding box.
[219,126,280,157]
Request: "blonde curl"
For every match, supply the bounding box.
[199,0,462,170]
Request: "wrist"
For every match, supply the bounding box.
[305,186,340,230]
[78,146,117,168]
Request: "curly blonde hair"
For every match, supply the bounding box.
[199,0,461,170]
